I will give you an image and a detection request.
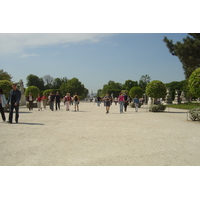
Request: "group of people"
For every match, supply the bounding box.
[26,92,80,112]
[94,93,140,114]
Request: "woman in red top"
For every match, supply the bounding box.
[37,94,42,111]
[42,95,47,109]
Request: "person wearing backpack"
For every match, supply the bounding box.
[73,93,80,112]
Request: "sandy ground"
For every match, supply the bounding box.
[0,101,200,166]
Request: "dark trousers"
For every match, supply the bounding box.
[56,101,60,110]
[29,101,34,110]
[9,104,19,123]
[50,101,54,111]
[124,102,128,112]
[0,103,6,121]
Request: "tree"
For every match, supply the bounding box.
[43,75,54,89]
[0,80,12,98]
[123,80,138,91]
[163,34,200,79]
[146,80,166,99]
[139,74,151,92]
[102,80,123,97]
[25,86,40,98]
[188,68,200,97]
[60,77,87,98]
[26,74,44,90]
[53,77,68,89]
[0,69,12,81]
[129,87,143,98]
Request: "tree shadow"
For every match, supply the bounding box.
[15,122,45,125]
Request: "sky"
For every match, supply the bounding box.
[0,33,188,93]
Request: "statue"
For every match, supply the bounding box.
[19,80,26,106]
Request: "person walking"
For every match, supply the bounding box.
[64,93,71,111]
[97,96,101,106]
[124,93,129,112]
[0,88,7,122]
[103,93,111,114]
[55,91,61,111]
[42,94,47,109]
[7,83,21,123]
[114,97,118,105]
[73,93,80,112]
[36,94,42,111]
[118,92,125,114]
[49,92,55,111]
[134,95,139,112]
[27,93,34,111]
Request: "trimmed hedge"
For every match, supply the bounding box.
[149,104,166,112]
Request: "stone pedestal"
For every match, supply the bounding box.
[173,89,180,104]
[180,91,187,104]
[164,87,172,105]
[148,97,153,105]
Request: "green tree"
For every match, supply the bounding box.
[146,80,166,99]
[0,69,12,81]
[102,80,123,97]
[0,80,12,98]
[25,86,40,98]
[26,74,44,90]
[129,87,143,98]
[53,77,68,89]
[43,75,54,89]
[188,68,200,97]
[123,80,138,91]
[139,74,151,92]
[163,33,200,79]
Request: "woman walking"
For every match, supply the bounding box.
[0,88,7,122]
[73,93,80,112]
[118,92,124,114]
[42,94,47,109]
[36,94,42,111]
[64,93,71,111]
[134,95,139,112]
[103,93,111,114]
[27,93,34,111]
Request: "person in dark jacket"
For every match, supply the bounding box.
[7,83,21,123]
[49,92,55,111]
[55,91,61,110]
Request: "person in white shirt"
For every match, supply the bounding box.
[0,88,7,122]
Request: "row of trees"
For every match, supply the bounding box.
[0,70,88,99]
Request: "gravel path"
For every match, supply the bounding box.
[0,102,199,166]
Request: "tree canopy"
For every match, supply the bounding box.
[0,69,12,81]
[163,33,200,79]
[188,68,200,97]
[26,74,44,90]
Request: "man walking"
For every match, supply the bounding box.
[7,83,21,123]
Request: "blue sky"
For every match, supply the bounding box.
[0,33,188,93]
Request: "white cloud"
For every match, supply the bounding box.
[0,33,114,56]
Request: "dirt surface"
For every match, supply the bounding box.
[0,102,199,166]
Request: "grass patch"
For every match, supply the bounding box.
[166,103,200,110]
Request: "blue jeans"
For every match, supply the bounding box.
[119,101,124,113]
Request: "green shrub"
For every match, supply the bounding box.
[43,89,61,97]
[149,104,166,112]
[146,80,166,99]
[129,87,143,98]
[25,86,40,98]
[0,80,12,98]
[189,108,200,121]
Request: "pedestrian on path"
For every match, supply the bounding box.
[124,93,129,112]
[42,94,47,109]
[55,91,61,110]
[97,96,101,106]
[134,95,139,112]
[103,93,111,114]
[49,92,55,111]
[118,92,125,113]
[7,83,21,123]
[36,94,42,111]
[73,93,80,112]
[64,93,71,111]
[27,93,34,111]
[0,88,7,122]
